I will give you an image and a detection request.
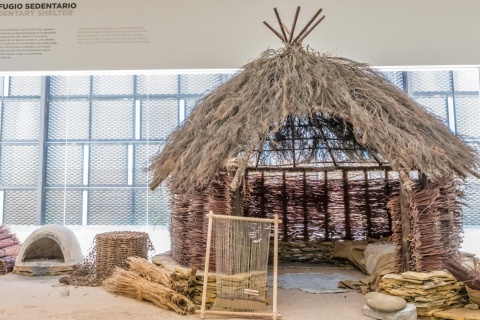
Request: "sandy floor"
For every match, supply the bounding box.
[0,264,371,320]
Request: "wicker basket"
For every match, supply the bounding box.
[466,285,480,305]
[95,231,150,281]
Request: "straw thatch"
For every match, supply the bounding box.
[149,42,479,193]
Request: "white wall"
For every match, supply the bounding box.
[0,0,479,73]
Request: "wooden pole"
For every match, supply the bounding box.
[323,170,330,240]
[293,8,323,42]
[289,6,301,43]
[263,21,286,42]
[303,171,309,241]
[274,8,288,42]
[200,211,214,319]
[273,214,279,320]
[342,171,352,240]
[282,172,288,241]
[399,172,412,272]
[364,170,372,238]
[384,169,393,234]
[297,15,326,43]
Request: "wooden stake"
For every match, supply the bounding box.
[293,8,323,43]
[399,172,412,272]
[297,15,326,43]
[274,8,288,42]
[273,214,279,320]
[263,21,286,42]
[289,6,301,43]
[200,211,214,319]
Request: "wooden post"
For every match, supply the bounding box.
[384,169,393,234]
[200,211,214,319]
[399,172,412,272]
[232,185,241,216]
[302,170,309,241]
[364,170,372,238]
[323,170,330,241]
[342,171,352,240]
[260,171,266,218]
[273,214,279,320]
[282,172,288,242]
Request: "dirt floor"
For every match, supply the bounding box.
[0,264,371,320]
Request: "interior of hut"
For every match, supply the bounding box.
[3,3,480,320]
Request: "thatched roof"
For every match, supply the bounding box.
[149,9,479,193]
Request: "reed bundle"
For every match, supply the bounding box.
[104,267,195,315]
[0,243,20,258]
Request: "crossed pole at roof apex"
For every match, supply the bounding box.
[263,6,326,44]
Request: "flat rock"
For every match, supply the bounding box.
[363,303,416,320]
[366,292,407,312]
[433,308,480,319]
[466,304,480,310]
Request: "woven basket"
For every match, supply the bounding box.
[95,231,150,281]
[466,285,480,305]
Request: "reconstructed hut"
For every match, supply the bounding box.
[149,8,479,273]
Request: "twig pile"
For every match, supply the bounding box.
[0,225,21,275]
[104,257,196,315]
[444,257,480,291]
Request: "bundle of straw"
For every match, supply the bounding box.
[0,237,20,249]
[104,268,196,315]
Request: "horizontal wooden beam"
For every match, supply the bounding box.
[247,165,391,173]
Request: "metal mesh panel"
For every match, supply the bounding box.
[48,100,90,140]
[88,190,133,224]
[134,144,162,186]
[453,70,480,92]
[89,144,127,186]
[8,76,42,96]
[50,76,91,96]
[2,100,40,141]
[92,75,134,96]
[45,190,82,225]
[141,99,178,139]
[463,187,480,225]
[134,187,170,225]
[136,74,178,95]
[413,96,448,122]
[46,145,83,186]
[412,71,452,93]
[455,95,480,138]
[185,99,199,117]
[379,71,404,90]
[0,145,39,186]
[3,190,37,224]
[91,100,133,139]
[179,74,222,95]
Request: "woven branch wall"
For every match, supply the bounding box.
[242,170,399,242]
[170,169,400,270]
[170,175,232,270]
[388,178,463,273]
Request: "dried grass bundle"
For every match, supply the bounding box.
[149,44,479,194]
[0,244,20,258]
[104,268,195,315]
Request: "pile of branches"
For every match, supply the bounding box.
[0,225,21,275]
[444,257,480,290]
[104,257,196,315]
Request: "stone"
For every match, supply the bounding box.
[366,292,408,313]
[433,308,480,320]
[363,303,417,320]
[466,304,480,310]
